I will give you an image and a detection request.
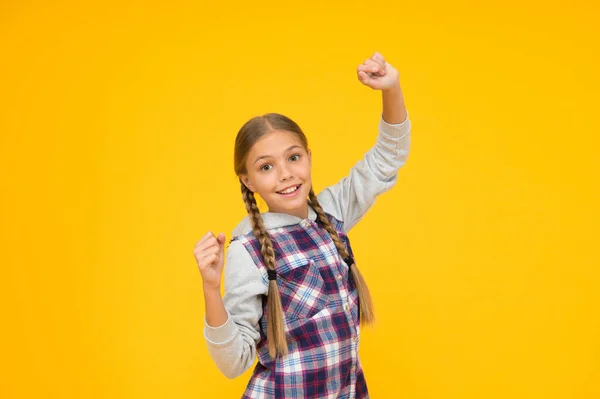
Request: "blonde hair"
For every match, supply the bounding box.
[234,113,375,358]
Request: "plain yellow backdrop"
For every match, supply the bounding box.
[1,1,598,398]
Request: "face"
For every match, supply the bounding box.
[240,129,312,219]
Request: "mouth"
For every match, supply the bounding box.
[277,184,302,196]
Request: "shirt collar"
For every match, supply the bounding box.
[232,206,318,237]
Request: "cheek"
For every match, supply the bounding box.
[257,174,278,190]
[300,161,312,178]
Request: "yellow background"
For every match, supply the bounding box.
[1,1,598,398]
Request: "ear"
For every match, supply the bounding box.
[308,149,312,166]
[239,174,256,193]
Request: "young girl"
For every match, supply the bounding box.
[194,51,411,398]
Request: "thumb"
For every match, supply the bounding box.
[357,70,371,85]
[216,232,226,249]
[358,70,379,89]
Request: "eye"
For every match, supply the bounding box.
[260,164,272,172]
[289,154,301,161]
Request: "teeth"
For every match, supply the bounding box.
[279,185,299,194]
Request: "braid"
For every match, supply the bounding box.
[240,181,288,358]
[308,187,375,325]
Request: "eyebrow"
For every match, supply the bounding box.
[253,145,303,165]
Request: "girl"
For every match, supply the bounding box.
[194,52,411,398]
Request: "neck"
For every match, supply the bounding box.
[268,203,309,220]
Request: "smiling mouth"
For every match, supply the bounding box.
[277,184,301,194]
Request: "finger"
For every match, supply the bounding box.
[357,70,373,85]
[357,65,370,75]
[195,231,215,248]
[200,254,219,267]
[362,59,382,74]
[357,63,376,75]
[197,240,219,254]
[363,59,378,68]
[358,70,383,89]
[372,52,385,66]
[205,245,219,256]
[195,235,218,251]
[370,53,386,73]
[370,55,386,74]
[194,242,220,260]
[198,253,219,269]
[200,251,219,264]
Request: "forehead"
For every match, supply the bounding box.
[248,130,304,159]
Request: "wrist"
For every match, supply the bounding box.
[203,282,221,294]
[381,82,402,94]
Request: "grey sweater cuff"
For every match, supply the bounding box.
[204,311,237,345]
[379,110,410,137]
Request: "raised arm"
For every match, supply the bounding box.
[317,52,411,232]
[382,84,407,124]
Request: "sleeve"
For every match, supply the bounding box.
[203,239,268,379]
[317,112,411,233]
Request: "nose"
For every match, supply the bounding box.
[278,163,292,181]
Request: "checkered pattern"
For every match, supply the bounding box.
[233,212,368,399]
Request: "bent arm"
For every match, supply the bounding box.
[203,285,227,328]
[203,240,268,379]
[318,87,411,232]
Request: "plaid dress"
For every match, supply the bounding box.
[234,212,367,399]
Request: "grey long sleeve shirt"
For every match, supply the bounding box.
[204,112,411,380]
